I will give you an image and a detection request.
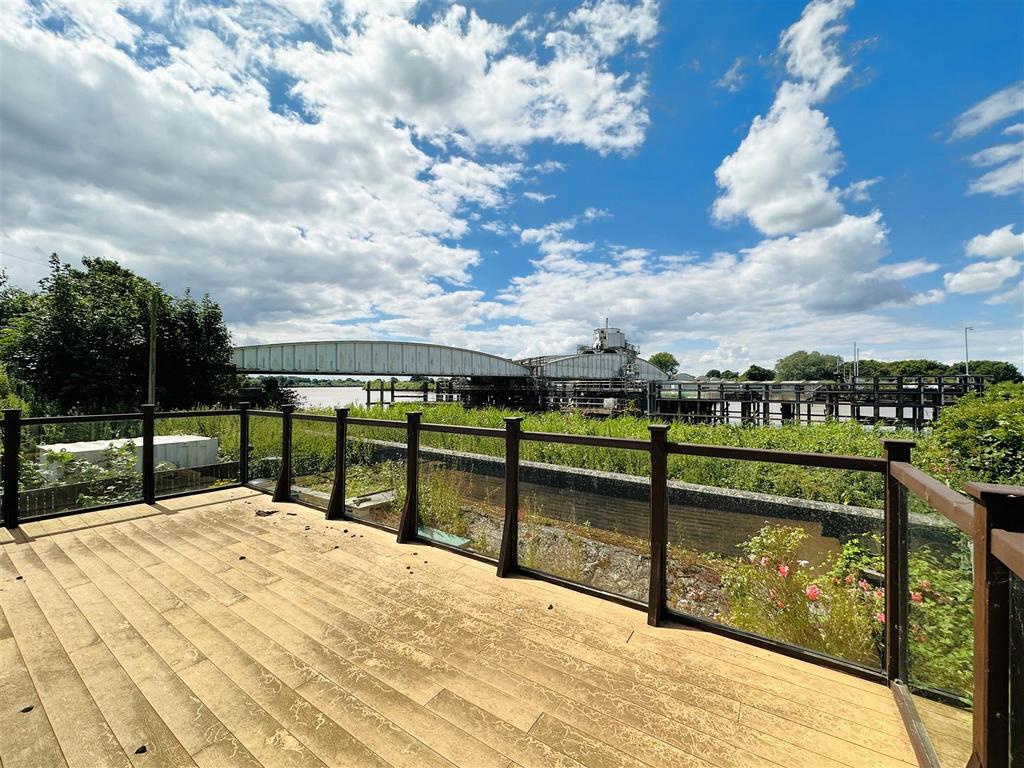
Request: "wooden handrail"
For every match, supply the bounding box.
[992,528,1024,582]
[890,461,974,534]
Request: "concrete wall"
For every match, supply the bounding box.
[37,435,220,477]
[359,439,959,562]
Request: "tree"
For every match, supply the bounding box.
[951,360,1022,383]
[1,256,236,413]
[705,369,722,379]
[648,352,679,376]
[774,350,843,381]
[720,370,740,380]
[742,364,775,381]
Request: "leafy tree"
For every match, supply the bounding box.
[0,256,236,413]
[774,350,842,381]
[647,352,679,376]
[720,369,740,380]
[741,364,775,381]
[953,360,1022,383]
[886,359,948,377]
[704,369,722,379]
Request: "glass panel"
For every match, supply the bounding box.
[907,498,973,768]
[153,413,240,497]
[418,435,504,559]
[19,419,144,518]
[1011,569,1023,768]
[665,455,886,668]
[290,417,335,509]
[345,423,407,530]
[247,413,283,491]
[517,445,650,602]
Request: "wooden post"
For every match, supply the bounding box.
[497,417,522,578]
[422,380,429,403]
[366,382,371,407]
[142,403,156,505]
[238,402,250,485]
[396,411,421,544]
[272,405,295,502]
[883,439,915,683]
[390,379,395,404]
[379,379,385,406]
[647,424,670,626]
[326,408,348,520]
[2,408,21,529]
[965,482,1024,768]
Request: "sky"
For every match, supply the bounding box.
[1,0,1022,373]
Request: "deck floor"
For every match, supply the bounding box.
[0,488,936,768]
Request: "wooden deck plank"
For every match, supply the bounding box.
[0,490,924,768]
[210,508,915,765]
[0,548,131,768]
[42,533,262,767]
[96,520,468,768]
[5,545,197,768]
[0,586,69,768]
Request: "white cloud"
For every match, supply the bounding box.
[952,82,1024,197]
[840,177,881,202]
[778,0,853,100]
[985,282,1023,306]
[0,0,656,333]
[715,58,745,93]
[951,81,1024,140]
[966,224,1024,260]
[712,0,857,236]
[944,257,1022,294]
[523,192,555,203]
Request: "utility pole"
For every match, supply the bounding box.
[147,290,157,405]
[964,326,973,376]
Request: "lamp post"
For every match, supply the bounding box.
[964,326,973,376]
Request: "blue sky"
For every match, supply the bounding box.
[1,0,1022,372]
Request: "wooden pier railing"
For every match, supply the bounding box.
[1,403,1019,767]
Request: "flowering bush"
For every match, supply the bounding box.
[723,525,883,665]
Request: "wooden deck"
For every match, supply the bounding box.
[0,487,930,768]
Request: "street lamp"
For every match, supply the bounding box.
[964,326,973,376]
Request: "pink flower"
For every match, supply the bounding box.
[874,589,884,599]
[858,579,871,591]
[918,579,932,590]
[845,574,855,585]
[777,564,791,578]
[760,556,770,567]
[777,601,786,609]
[911,592,923,603]
[875,612,886,624]
[768,588,777,599]
[805,584,822,601]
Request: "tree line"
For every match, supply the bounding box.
[646,350,1021,383]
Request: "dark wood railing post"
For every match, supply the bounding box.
[647,424,670,626]
[142,403,156,505]
[238,402,250,485]
[2,408,21,528]
[272,404,295,502]
[965,482,1024,768]
[396,411,421,543]
[326,408,348,520]
[497,417,522,578]
[883,439,915,683]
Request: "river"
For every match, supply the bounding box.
[295,386,437,409]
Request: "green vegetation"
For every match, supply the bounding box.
[774,350,844,381]
[741,364,775,381]
[648,352,679,375]
[1,258,235,413]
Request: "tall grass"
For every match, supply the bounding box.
[160,402,923,508]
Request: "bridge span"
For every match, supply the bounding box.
[232,339,665,381]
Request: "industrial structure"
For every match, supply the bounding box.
[234,326,986,427]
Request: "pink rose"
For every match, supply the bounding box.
[874,589,884,599]
[858,579,870,591]
[777,564,790,578]
[777,601,786,609]
[760,556,770,567]
[911,592,923,603]
[805,584,822,601]
[875,612,886,624]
